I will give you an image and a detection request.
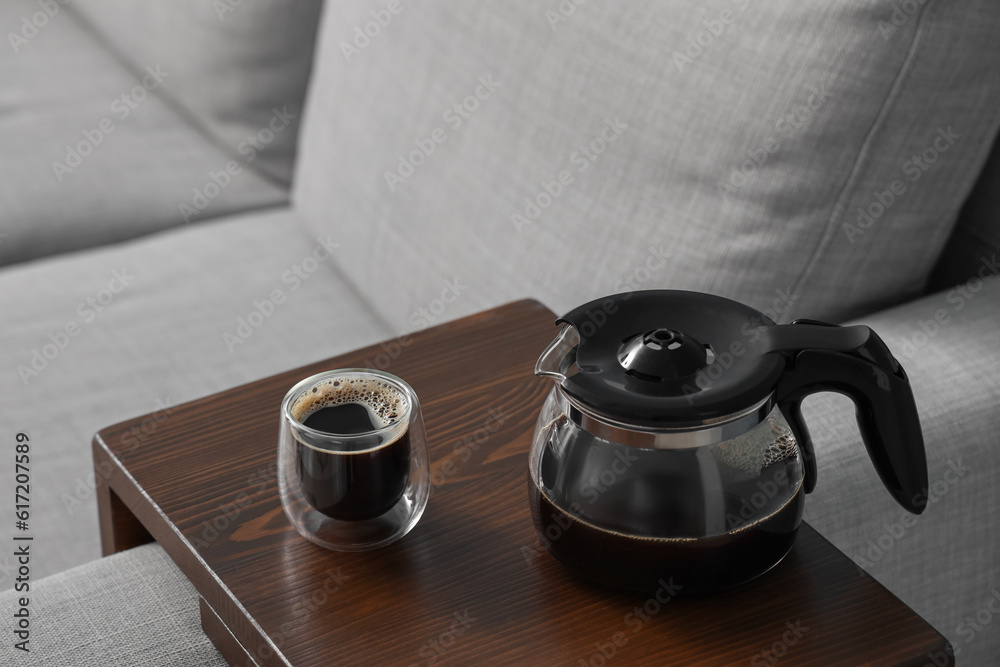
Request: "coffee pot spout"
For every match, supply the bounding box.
[535,325,581,383]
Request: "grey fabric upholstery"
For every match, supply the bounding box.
[804,273,1000,666]
[69,0,324,186]
[955,132,1000,255]
[930,131,1000,291]
[0,266,995,665]
[293,1,1000,333]
[0,0,289,266]
[2,1,998,664]
[0,208,389,581]
[0,543,225,666]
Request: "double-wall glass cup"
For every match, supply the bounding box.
[278,369,429,551]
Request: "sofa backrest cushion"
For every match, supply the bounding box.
[70,0,323,185]
[293,1,1000,331]
[929,130,1000,291]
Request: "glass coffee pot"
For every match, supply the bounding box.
[528,290,928,594]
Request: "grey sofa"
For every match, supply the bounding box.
[2,1,998,665]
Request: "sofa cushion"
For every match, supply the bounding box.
[930,130,1000,290]
[0,543,224,666]
[0,208,389,579]
[69,0,324,186]
[0,0,289,266]
[293,0,1000,331]
[4,274,998,666]
[802,269,1000,666]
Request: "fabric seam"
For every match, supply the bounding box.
[786,1,936,303]
[62,4,293,191]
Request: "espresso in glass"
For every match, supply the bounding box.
[290,375,410,521]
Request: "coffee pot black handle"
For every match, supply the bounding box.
[769,320,928,514]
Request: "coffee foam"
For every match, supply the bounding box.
[711,418,799,478]
[290,375,407,429]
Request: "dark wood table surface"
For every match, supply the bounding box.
[92,300,952,666]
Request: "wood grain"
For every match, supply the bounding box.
[200,597,259,667]
[93,299,952,666]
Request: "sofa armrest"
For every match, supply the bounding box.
[929,127,1000,292]
[803,273,1000,666]
[0,543,223,666]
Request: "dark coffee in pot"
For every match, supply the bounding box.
[291,376,410,521]
[528,426,804,593]
[528,481,803,594]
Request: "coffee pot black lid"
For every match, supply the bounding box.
[554,290,785,425]
[543,289,929,516]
